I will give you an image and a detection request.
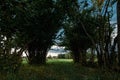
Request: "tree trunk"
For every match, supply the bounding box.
[117,0,120,66]
[35,49,47,64]
[96,45,103,67]
[27,42,48,65]
[27,44,35,64]
[72,51,80,63]
[90,48,95,64]
[28,49,47,65]
[81,50,86,66]
[110,36,118,67]
[72,48,81,64]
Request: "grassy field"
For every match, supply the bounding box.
[1,59,120,80]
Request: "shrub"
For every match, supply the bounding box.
[58,53,72,59]
[0,54,22,73]
[58,54,65,59]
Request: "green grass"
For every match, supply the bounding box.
[1,59,120,80]
[47,59,73,63]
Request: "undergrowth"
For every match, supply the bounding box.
[0,59,120,80]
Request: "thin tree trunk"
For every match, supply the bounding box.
[117,0,120,66]
[110,36,118,67]
[81,50,86,66]
[27,41,48,65]
[72,49,80,63]
[90,48,95,64]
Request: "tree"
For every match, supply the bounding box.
[89,0,116,67]
[0,0,77,65]
[59,0,116,68]
[19,0,66,65]
[60,1,99,65]
[0,0,28,72]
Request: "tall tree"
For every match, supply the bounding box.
[60,0,115,67]
[0,0,28,72]
[21,0,66,65]
[60,1,98,65]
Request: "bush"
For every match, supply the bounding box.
[0,54,22,73]
[58,54,65,59]
[65,53,72,59]
[58,53,72,59]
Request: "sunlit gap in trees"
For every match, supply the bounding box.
[10,45,67,57]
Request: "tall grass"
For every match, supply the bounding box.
[0,59,120,80]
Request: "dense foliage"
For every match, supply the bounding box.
[57,0,120,69]
[0,0,120,74]
[0,0,67,67]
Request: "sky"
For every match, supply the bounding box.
[111,3,117,24]
[47,45,67,57]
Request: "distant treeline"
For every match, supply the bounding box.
[47,53,72,59]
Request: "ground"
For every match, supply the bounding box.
[0,59,120,80]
